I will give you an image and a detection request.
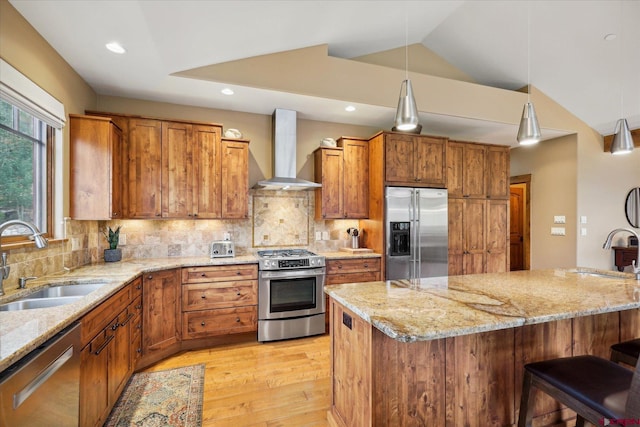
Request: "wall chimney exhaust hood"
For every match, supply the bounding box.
[254,109,322,191]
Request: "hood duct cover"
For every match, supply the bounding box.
[254,109,322,191]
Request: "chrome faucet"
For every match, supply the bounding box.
[0,220,49,296]
[603,228,640,280]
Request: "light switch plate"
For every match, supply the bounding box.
[315,231,322,241]
[119,234,127,245]
[551,227,566,236]
[581,228,587,236]
[580,216,588,224]
[553,216,566,224]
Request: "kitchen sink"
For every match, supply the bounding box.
[569,269,626,279]
[25,282,109,299]
[0,296,83,311]
[0,282,109,311]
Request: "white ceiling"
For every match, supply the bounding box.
[9,0,640,147]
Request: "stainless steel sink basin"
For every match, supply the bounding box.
[0,296,83,311]
[0,282,109,311]
[25,282,109,299]
[569,270,625,279]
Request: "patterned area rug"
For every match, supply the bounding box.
[105,364,205,427]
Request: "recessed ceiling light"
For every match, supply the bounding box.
[604,33,617,41]
[345,105,356,112]
[221,88,234,95]
[105,42,126,54]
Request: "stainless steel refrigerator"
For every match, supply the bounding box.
[385,187,448,280]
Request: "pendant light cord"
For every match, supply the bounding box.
[619,0,624,118]
[405,13,409,81]
[527,1,531,103]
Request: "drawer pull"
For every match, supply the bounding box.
[201,321,206,326]
[137,348,142,354]
[236,271,241,275]
[136,324,142,330]
[136,284,141,290]
[364,264,368,268]
[338,265,342,269]
[111,321,119,331]
[236,292,241,296]
[120,312,135,327]
[236,317,241,322]
[94,334,114,356]
[136,304,142,310]
[201,294,207,299]
[201,273,206,277]
[147,275,153,279]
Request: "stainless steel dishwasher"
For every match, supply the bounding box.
[0,322,81,426]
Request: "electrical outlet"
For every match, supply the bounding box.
[580,216,588,224]
[119,233,127,245]
[581,228,587,236]
[315,231,322,241]
[553,216,566,224]
[551,227,566,236]
[223,232,231,241]
[322,231,330,240]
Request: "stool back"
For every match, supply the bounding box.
[625,357,640,418]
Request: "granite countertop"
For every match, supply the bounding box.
[0,250,381,373]
[325,267,640,343]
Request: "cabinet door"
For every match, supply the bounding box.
[193,125,222,218]
[108,312,130,404]
[343,139,369,218]
[446,142,465,198]
[315,148,344,219]
[162,121,193,218]
[448,198,465,276]
[385,134,414,183]
[80,331,111,427]
[221,139,249,218]
[143,269,181,353]
[486,199,509,273]
[464,199,487,274]
[462,144,486,198]
[415,136,446,187]
[128,119,162,218]
[486,146,510,199]
[69,115,122,220]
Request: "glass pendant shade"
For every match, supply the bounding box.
[610,118,634,155]
[517,102,541,145]
[394,79,419,131]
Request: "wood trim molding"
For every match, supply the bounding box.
[603,127,640,152]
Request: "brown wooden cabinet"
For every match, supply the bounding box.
[486,199,509,273]
[86,111,248,219]
[221,138,250,219]
[448,198,486,276]
[446,141,486,198]
[70,115,123,220]
[181,264,258,339]
[384,132,446,187]
[325,257,381,331]
[80,280,137,427]
[612,246,638,271]
[485,145,510,199]
[314,137,369,219]
[142,269,181,356]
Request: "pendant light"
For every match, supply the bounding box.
[610,1,634,155]
[394,15,419,131]
[517,2,541,145]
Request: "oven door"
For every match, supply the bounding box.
[259,267,325,320]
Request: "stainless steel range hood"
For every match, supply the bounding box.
[254,109,322,191]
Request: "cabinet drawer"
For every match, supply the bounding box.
[130,277,143,299]
[81,284,131,346]
[327,258,381,275]
[182,306,257,339]
[182,264,258,283]
[182,280,257,311]
[326,271,380,286]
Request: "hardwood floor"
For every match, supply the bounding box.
[142,334,331,426]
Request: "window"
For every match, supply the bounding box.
[0,98,52,241]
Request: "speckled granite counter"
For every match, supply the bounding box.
[325,267,640,342]
[0,256,257,373]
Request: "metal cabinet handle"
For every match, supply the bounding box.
[364,264,369,268]
[201,273,207,277]
[236,317,240,323]
[236,292,241,296]
[135,304,142,310]
[120,312,135,327]
[201,294,206,299]
[111,321,119,331]
[94,334,115,355]
[236,271,241,275]
[147,275,153,279]
[201,321,206,326]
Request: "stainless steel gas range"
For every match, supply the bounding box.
[256,249,326,342]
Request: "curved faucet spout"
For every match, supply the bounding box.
[603,228,640,279]
[0,220,49,296]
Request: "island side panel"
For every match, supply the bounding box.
[572,311,620,358]
[371,328,446,426]
[329,300,372,427]
[620,309,640,342]
[514,319,573,425]
[445,328,515,427]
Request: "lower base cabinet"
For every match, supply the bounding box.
[80,277,141,427]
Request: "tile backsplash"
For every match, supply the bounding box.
[3,191,360,289]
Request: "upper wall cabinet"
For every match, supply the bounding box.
[70,115,123,220]
[447,141,509,200]
[383,132,446,188]
[314,137,369,219]
[86,111,249,220]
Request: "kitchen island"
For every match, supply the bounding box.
[325,268,640,427]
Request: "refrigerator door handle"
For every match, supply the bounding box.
[414,190,421,279]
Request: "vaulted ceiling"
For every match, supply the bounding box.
[9,0,640,146]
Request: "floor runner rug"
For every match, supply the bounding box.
[104,364,205,427]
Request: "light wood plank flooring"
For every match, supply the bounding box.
[143,334,331,426]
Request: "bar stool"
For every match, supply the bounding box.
[611,338,640,367]
[517,355,640,427]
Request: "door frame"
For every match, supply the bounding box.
[510,174,531,271]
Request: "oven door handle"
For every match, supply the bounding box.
[259,268,325,279]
